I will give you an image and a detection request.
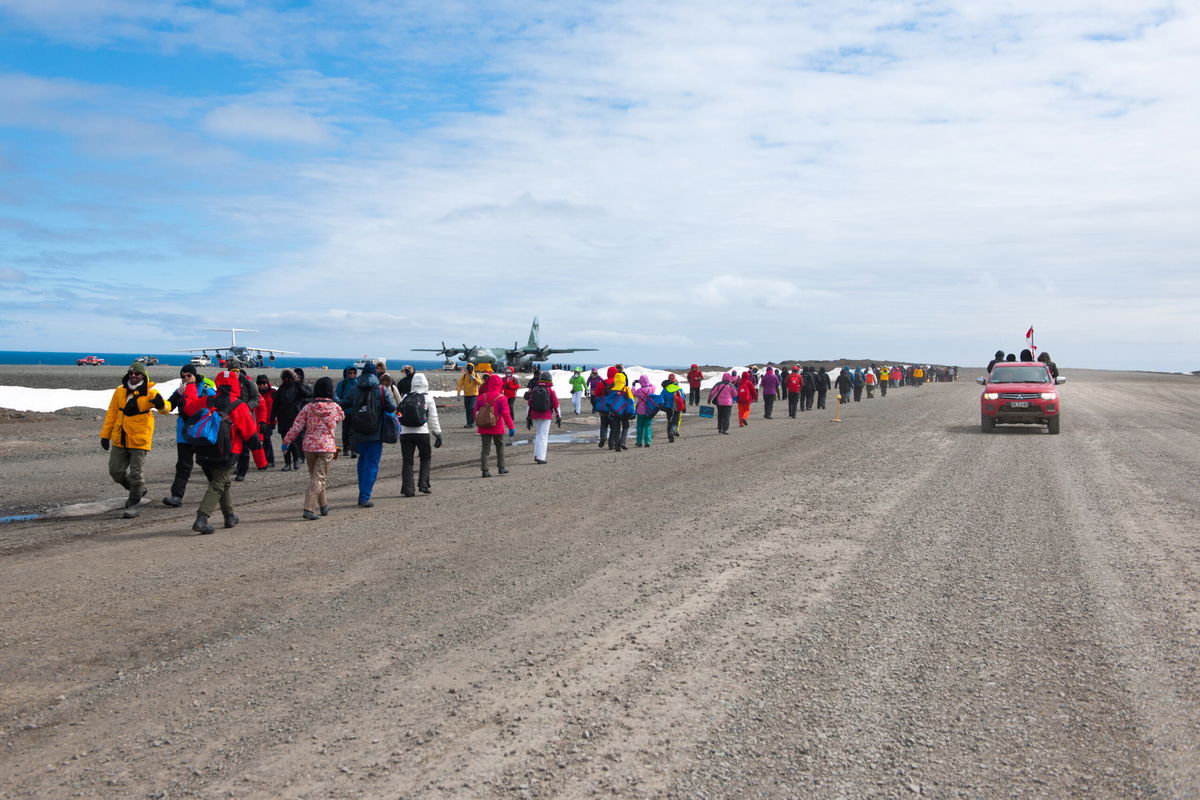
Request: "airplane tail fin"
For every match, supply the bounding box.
[527,317,540,349]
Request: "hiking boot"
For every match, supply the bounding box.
[418,486,432,494]
[358,500,374,508]
[233,474,245,482]
[192,513,214,535]
[498,467,509,475]
[319,505,330,516]
[125,487,147,508]
[223,513,239,529]
[122,507,139,519]
[281,463,293,472]
[597,438,606,448]
[402,491,415,498]
[163,495,183,508]
[534,458,546,464]
[482,470,491,478]
[302,510,318,521]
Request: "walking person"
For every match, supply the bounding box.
[864,366,876,399]
[851,368,865,402]
[605,367,635,451]
[878,365,889,397]
[342,361,396,507]
[100,361,171,519]
[163,365,214,508]
[686,364,704,407]
[815,367,830,409]
[736,371,757,427]
[397,373,442,495]
[661,374,685,442]
[180,370,262,534]
[568,368,586,415]
[524,372,560,464]
[835,367,853,406]
[785,366,803,417]
[456,363,483,427]
[273,369,311,472]
[760,367,780,419]
[633,374,658,448]
[334,366,359,459]
[281,376,344,519]
[708,372,736,434]
[475,373,515,477]
[501,367,521,420]
[586,368,604,413]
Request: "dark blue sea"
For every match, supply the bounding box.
[0,351,450,371]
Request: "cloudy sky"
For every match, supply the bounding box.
[1,0,1196,370]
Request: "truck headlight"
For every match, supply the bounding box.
[1039,392,1056,400]
[983,392,1000,400]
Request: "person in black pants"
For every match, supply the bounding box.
[163,365,212,507]
[815,367,830,409]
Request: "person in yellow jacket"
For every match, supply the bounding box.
[455,363,484,427]
[913,365,925,386]
[100,361,171,518]
[878,365,890,397]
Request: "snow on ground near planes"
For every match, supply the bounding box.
[0,380,184,413]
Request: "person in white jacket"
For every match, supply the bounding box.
[397,373,442,497]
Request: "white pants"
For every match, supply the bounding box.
[571,391,583,414]
[533,418,552,461]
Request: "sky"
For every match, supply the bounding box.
[0,0,1197,371]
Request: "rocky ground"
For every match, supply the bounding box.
[1,368,1198,798]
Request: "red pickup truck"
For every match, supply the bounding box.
[977,362,1066,434]
[76,355,106,366]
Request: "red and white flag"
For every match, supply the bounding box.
[1025,326,1034,339]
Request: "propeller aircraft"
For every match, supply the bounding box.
[175,329,298,370]
[414,317,595,372]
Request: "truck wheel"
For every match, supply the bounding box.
[1047,414,1061,435]
[981,414,994,433]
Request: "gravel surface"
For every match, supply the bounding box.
[1,369,1197,799]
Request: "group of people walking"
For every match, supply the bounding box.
[100,357,958,535]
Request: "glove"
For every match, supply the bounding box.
[151,393,165,410]
[526,418,533,430]
[507,428,515,437]
[100,438,110,451]
[434,434,443,449]
[555,415,561,427]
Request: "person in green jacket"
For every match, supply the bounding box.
[661,374,685,442]
[568,368,586,414]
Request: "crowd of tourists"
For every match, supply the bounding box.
[99,358,953,534]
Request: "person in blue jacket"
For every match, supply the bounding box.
[851,367,865,402]
[334,365,359,459]
[341,361,396,507]
[163,364,215,508]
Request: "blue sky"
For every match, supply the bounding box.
[1,0,1197,371]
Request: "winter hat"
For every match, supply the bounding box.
[179,364,197,377]
[313,376,335,398]
[127,361,149,379]
[361,361,377,376]
[691,364,698,369]
[214,371,241,397]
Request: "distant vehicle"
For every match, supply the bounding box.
[414,317,596,372]
[134,355,159,366]
[76,355,105,366]
[189,354,212,367]
[978,362,1066,434]
[175,329,298,371]
[441,360,458,371]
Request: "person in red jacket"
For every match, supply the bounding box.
[686,364,704,406]
[736,370,757,427]
[182,370,263,535]
[253,374,276,468]
[785,366,804,418]
[501,366,521,420]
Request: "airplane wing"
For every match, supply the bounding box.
[541,348,597,355]
[173,347,224,353]
[241,345,299,355]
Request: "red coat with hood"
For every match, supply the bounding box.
[475,374,516,435]
[183,371,262,457]
[686,365,704,389]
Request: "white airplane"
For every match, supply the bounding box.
[175,329,298,370]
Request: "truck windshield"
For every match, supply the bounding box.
[989,366,1051,384]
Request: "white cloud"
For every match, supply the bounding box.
[204,103,335,145]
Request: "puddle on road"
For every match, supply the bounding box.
[0,497,135,524]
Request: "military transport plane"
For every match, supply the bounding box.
[414,317,595,372]
[175,329,298,370]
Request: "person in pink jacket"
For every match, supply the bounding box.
[633,373,658,448]
[474,373,515,477]
[282,376,345,520]
[707,372,736,434]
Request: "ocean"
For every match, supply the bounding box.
[0,351,450,371]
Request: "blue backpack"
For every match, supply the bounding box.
[602,390,634,418]
[641,392,661,417]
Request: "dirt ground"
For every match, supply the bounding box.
[1,368,1198,798]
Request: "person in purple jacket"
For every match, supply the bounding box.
[760,367,780,419]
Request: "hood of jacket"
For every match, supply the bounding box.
[612,371,627,391]
[357,372,380,389]
[411,373,430,393]
[637,374,652,390]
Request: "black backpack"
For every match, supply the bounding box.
[528,384,553,412]
[351,386,383,435]
[398,392,428,427]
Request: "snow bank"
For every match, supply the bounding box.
[0,380,182,413]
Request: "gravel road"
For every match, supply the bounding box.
[1,369,1197,799]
